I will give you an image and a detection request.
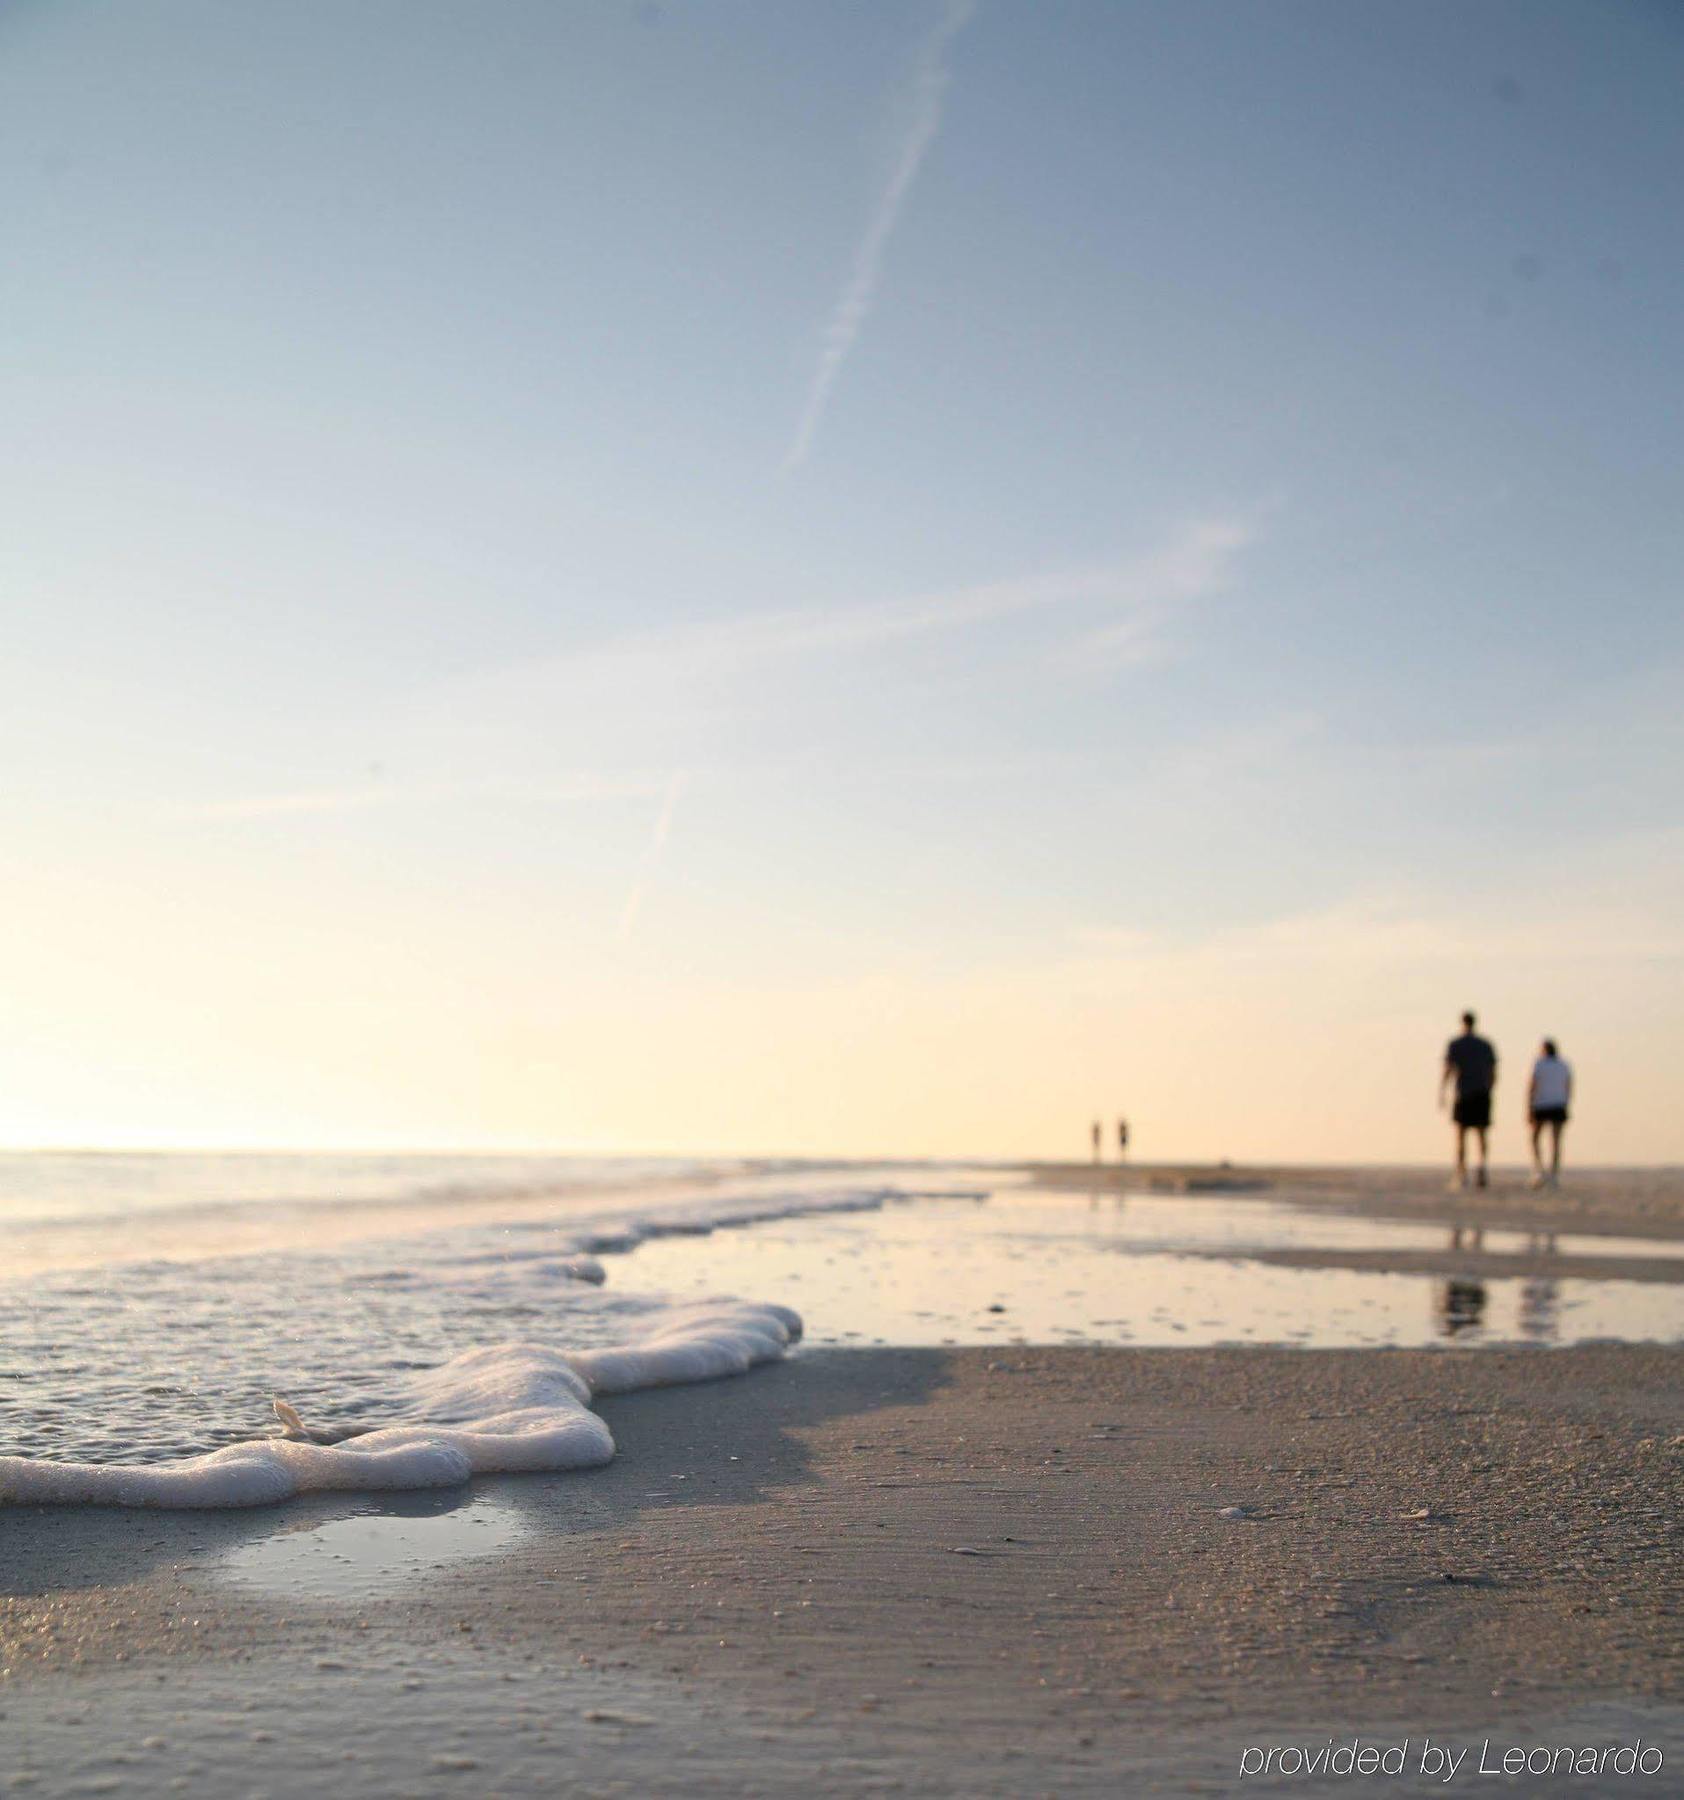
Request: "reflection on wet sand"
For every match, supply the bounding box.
[1519,1231,1561,1341]
[1437,1227,1563,1341]
[1438,1226,1484,1340]
[1438,1276,1488,1336]
[621,1189,1684,1352]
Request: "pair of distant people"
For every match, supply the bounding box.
[1440,1010,1573,1191]
[1090,1118,1130,1161]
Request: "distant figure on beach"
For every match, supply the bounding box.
[1527,1039,1573,1189]
[1441,1010,1497,1190]
[1091,1119,1101,1162]
[1117,1118,1129,1157]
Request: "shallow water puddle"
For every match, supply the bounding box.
[222,1494,526,1599]
[621,1187,1684,1350]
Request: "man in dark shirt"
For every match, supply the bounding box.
[1440,1010,1498,1189]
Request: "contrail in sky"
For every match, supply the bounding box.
[616,771,687,942]
[783,0,976,470]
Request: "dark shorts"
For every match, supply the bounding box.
[1453,1092,1492,1130]
[1531,1105,1569,1126]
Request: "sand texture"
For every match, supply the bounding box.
[4,1344,1683,1794]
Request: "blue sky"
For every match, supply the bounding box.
[2,1,1680,1158]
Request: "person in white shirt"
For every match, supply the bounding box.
[1528,1039,1573,1188]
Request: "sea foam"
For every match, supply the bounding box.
[0,1299,801,1509]
[0,1178,888,1506]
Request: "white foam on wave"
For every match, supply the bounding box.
[0,1180,903,1497]
[370,1185,894,1295]
[0,1298,801,1509]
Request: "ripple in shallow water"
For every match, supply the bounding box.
[0,1235,643,1464]
[0,1183,892,1467]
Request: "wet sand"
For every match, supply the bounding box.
[5,1344,1683,1795]
[1207,1242,1684,1286]
[1027,1161,1684,1243]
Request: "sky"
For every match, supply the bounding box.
[1,0,1680,1163]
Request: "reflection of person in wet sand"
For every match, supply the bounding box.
[1519,1231,1561,1340]
[1441,1010,1497,1190]
[1438,1276,1487,1335]
[1440,1225,1488,1336]
[1528,1039,1573,1189]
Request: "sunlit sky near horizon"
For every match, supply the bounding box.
[3,0,1681,1162]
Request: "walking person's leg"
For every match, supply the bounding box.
[1548,1118,1564,1183]
[1530,1118,1546,1186]
[1474,1126,1489,1186]
[1453,1123,1468,1187]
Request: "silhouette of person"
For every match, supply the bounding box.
[1527,1038,1573,1189]
[1441,1010,1497,1190]
[1091,1119,1102,1163]
[1117,1117,1129,1157]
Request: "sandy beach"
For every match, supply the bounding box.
[6,1337,1683,1795]
[9,0,1681,1788]
[1027,1162,1684,1243]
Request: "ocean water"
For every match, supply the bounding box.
[0,1153,906,1504]
[3,1155,1682,1508]
[0,1150,779,1278]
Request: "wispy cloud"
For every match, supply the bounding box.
[1066,874,1684,973]
[617,771,688,942]
[784,0,976,469]
[536,515,1255,692]
[1053,515,1255,671]
[404,517,1259,801]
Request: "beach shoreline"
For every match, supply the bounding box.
[1023,1161,1684,1242]
[6,1343,1682,1794]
